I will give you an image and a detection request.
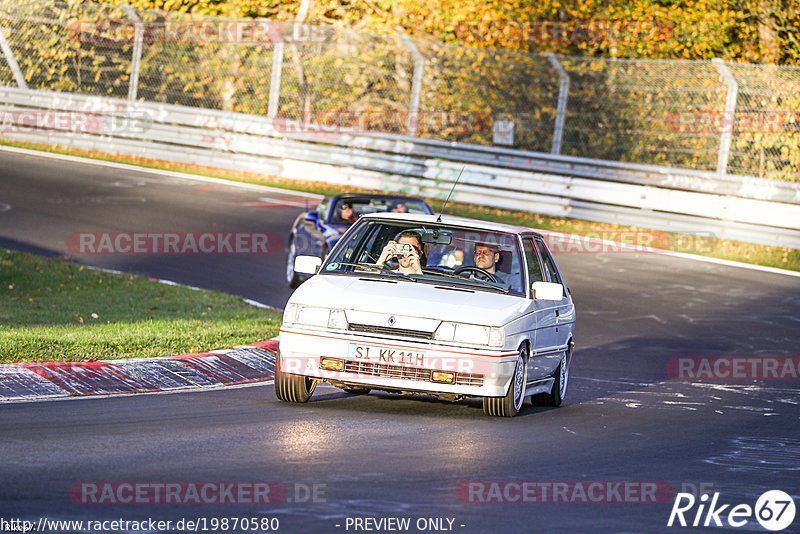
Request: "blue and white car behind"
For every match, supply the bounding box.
[277,213,575,417]
[285,193,433,288]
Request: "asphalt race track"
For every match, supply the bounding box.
[1,148,799,534]
[0,148,321,306]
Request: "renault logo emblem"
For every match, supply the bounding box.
[388,316,396,326]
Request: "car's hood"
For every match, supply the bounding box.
[290,274,530,327]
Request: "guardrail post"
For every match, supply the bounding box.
[0,25,27,89]
[544,53,569,155]
[268,39,284,119]
[121,5,143,102]
[399,34,424,136]
[712,58,738,175]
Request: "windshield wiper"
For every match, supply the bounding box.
[464,278,509,294]
[328,262,417,282]
[421,268,509,294]
[329,262,383,272]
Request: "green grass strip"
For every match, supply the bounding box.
[0,249,281,363]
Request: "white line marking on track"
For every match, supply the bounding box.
[0,145,323,199]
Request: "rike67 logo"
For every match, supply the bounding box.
[668,490,796,531]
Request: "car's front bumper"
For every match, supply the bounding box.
[278,327,519,397]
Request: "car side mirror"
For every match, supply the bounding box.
[295,256,322,275]
[531,281,563,300]
[304,212,320,223]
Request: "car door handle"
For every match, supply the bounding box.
[555,309,559,317]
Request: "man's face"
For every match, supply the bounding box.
[397,236,420,268]
[474,245,498,272]
[391,203,407,213]
[340,205,353,219]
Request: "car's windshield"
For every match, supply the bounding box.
[328,197,430,224]
[322,219,525,296]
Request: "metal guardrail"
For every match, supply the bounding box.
[1,86,799,249]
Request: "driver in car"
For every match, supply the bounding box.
[472,242,509,288]
[376,230,425,275]
[335,202,358,224]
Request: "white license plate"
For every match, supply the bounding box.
[347,343,426,367]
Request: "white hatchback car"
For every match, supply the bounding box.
[276,213,575,417]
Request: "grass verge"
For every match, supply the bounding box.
[0,248,281,363]
[1,138,798,271]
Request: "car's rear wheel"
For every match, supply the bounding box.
[483,346,527,417]
[533,342,571,407]
[286,239,301,288]
[274,351,316,403]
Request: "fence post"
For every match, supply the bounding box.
[0,25,27,89]
[544,53,569,155]
[399,34,424,136]
[712,58,738,175]
[268,39,284,119]
[121,5,143,102]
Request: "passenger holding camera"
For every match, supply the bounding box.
[376,230,425,275]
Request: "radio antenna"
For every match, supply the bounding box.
[436,165,465,223]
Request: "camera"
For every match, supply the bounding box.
[395,243,415,258]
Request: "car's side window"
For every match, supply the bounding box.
[332,223,373,264]
[537,240,563,286]
[522,237,545,288]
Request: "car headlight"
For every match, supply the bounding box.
[433,322,504,347]
[284,304,348,330]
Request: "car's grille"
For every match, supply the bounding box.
[348,323,433,340]
[342,360,485,387]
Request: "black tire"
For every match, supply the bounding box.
[483,346,527,417]
[286,238,301,289]
[274,351,316,403]
[341,385,371,395]
[533,342,571,407]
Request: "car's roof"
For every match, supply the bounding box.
[330,193,429,202]
[358,212,544,237]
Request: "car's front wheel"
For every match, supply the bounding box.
[483,346,527,417]
[274,351,316,403]
[286,239,301,288]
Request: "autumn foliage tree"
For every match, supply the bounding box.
[84,0,800,65]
